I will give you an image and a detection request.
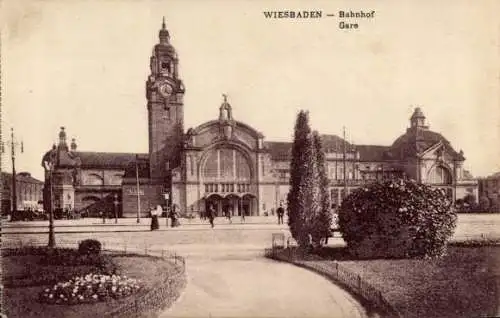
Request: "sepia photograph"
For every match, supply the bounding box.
[1,0,500,317]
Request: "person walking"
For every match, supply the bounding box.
[170,204,180,228]
[150,205,160,231]
[208,204,216,228]
[226,206,233,224]
[276,203,285,225]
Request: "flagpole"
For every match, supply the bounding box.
[135,154,141,223]
[343,126,347,198]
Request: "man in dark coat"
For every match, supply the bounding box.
[276,203,285,225]
[208,205,216,228]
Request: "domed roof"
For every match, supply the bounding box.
[384,107,464,160]
[388,125,464,160]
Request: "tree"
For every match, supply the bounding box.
[287,110,314,247]
[338,179,457,259]
[490,197,500,213]
[310,131,331,247]
[463,193,477,211]
[287,111,332,248]
[479,196,490,212]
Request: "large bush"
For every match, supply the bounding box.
[338,179,457,259]
[78,239,102,255]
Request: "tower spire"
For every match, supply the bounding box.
[159,16,170,44]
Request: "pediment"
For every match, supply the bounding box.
[186,120,262,150]
[420,141,454,162]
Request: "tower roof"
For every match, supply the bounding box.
[158,17,170,43]
[59,126,66,139]
[411,107,425,120]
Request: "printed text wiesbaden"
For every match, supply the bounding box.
[263,11,323,19]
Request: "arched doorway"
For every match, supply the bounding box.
[427,165,453,185]
[204,193,257,217]
[240,193,255,217]
[205,193,224,217]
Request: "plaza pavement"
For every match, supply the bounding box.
[162,258,367,318]
[1,224,370,318]
[3,213,500,240]
[3,213,500,317]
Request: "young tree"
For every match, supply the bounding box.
[287,110,315,247]
[287,112,332,248]
[310,131,331,247]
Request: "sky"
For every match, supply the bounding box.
[1,0,499,181]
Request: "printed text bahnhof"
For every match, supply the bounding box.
[263,10,375,19]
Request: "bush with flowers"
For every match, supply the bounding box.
[39,274,142,305]
[338,179,457,259]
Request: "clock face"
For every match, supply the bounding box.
[159,83,173,97]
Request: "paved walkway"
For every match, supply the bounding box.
[162,258,367,318]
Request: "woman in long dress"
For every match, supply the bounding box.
[150,205,160,230]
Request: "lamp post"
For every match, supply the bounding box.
[113,193,119,224]
[6,128,23,220]
[43,150,56,248]
[164,192,169,226]
[135,154,141,223]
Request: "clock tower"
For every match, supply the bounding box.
[146,18,185,183]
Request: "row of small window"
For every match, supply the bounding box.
[204,183,251,193]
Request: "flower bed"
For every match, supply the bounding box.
[39,274,142,305]
[2,247,121,288]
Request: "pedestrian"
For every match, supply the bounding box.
[226,206,233,224]
[241,207,246,222]
[276,203,285,225]
[150,205,160,231]
[208,204,215,228]
[170,204,179,228]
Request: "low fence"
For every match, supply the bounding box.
[265,247,402,318]
[1,238,187,318]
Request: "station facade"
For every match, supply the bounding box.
[41,21,478,218]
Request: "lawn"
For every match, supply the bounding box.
[313,245,499,318]
[3,253,183,318]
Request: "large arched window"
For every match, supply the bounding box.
[427,165,453,184]
[202,147,251,181]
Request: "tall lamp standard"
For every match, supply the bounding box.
[43,149,56,248]
[6,128,23,220]
[113,193,119,224]
[164,192,169,226]
[135,154,141,223]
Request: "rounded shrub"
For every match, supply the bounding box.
[78,239,102,255]
[338,179,457,259]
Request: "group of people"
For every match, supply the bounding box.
[200,205,247,227]
[149,202,297,230]
[149,204,181,231]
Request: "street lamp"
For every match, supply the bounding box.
[43,149,56,248]
[6,128,23,221]
[164,192,169,226]
[113,193,119,224]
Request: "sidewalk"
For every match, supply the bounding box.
[1,216,287,227]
